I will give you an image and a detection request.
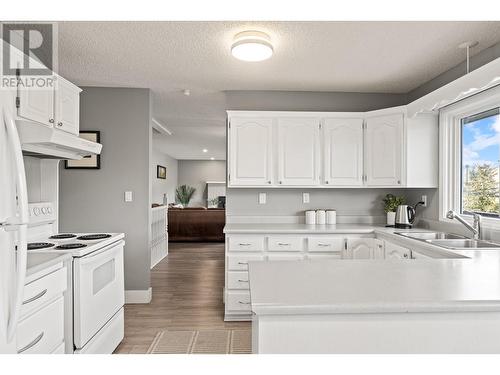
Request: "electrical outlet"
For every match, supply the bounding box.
[421,195,427,207]
[303,193,310,204]
[259,193,266,204]
[125,191,133,202]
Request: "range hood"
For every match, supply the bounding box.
[16,121,102,159]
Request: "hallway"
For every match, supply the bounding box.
[115,242,250,354]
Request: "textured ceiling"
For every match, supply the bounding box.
[56,21,500,159]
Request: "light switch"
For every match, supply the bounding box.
[125,191,133,202]
[303,193,310,204]
[259,193,266,204]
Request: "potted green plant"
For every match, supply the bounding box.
[382,194,406,226]
[176,185,196,206]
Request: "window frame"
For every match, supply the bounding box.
[439,85,500,228]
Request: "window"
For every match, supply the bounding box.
[440,85,500,227]
[461,108,500,218]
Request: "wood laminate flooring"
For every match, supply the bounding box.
[115,242,250,354]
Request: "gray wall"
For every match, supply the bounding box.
[227,188,437,222]
[225,90,408,112]
[177,160,226,207]
[151,148,178,204]
[59,87,152,292]
[408,40,500,102]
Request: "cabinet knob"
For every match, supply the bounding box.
[49,118,54,123]
[279,181,282,184]
[397,180,401,184]
[268,181,271,184]
[57,122,63,127]
[325,181,329,184]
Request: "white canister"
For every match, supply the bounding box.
[305,210,316,225]
[316,210,326,225]
[326,210,337,225]
[386,211,396,226]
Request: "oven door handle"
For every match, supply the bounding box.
[77,240,124,263]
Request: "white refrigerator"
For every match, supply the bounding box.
[0,99,29,353]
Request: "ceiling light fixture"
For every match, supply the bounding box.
[210,157,215,160]
[183,89,190,96]
[231,31,273,62]
[202,149,208,153]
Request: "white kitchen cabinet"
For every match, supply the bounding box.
[54,77,81,135]
[17,73,81,136]
[17,81,55,127]
[365,112,404,186]
[228,117,273,186]
[323,118,364,186]
[385,241,411,259]
[277,117,321,186]
[345,238,384,259]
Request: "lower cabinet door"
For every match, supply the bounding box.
[385,241,411,259]
[17,297,65,354]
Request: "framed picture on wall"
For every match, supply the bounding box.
[157,165,166,179]
[65,131,101,169]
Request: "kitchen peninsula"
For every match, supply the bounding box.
[224,223,500,353]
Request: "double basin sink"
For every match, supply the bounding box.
[396,232,500,250]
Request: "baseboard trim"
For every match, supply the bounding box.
[125,287,152,304]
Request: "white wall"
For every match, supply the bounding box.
[151,148,178,204]
[177,160,226,207]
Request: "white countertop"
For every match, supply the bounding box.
[236,223,500,315]
[224,223,380,234]
[27,252,72,277]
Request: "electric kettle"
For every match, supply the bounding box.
[395,202,424,229]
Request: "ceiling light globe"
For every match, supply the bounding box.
[231,31,273,62]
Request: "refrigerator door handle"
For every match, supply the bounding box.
[2,108,29,342]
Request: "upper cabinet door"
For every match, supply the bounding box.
[277,118,320,186]
[229,117,273,186]
[365,114,404,186]
[17,79,54,127]
[323,118,363,186]
[54,77,81,135]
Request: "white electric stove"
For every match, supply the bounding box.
[27,202,125,354]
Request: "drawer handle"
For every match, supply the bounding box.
[22,289,47,305]
[18,332,44,353]
[238,243,251,246]
[237,261,248,265]
[238,279,249,283]
[238,301,251,305]
[278,243,290,246]
[317,243,331,247]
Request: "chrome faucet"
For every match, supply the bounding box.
[446,210,482,240]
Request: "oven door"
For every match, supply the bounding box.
[73,240,124,349]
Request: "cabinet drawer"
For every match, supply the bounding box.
[268,236,304,251]
[227,271,250,290]
[227,254,265,271]
[17,296,64,354]
[22,267,67,319]
[226,291,252,312]
[308,237,344,253]
[228,236,264,252]
[267,254,304,261]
